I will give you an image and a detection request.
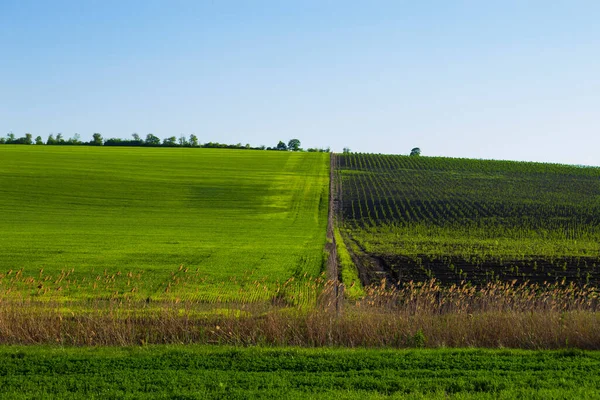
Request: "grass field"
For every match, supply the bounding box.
[0,346,599,399]
[2,146,600,355]
[0,146,329,303]
[1,146,600,398]
[335,153,600,285]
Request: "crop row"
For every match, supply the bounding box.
[335,153,600,284]
[337,153,600,236]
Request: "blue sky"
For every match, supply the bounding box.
[1,1,599,165]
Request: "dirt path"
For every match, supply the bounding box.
[325,153,337,281]
[323,153,343,312]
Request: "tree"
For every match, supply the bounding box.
[67,133,81,145]
[91,133,103,146]
[128,133,143,145]
[189,134,199,147]
[178,135,188,147]
[55,133,64,144]
[410,147,421,156]
[287,138,301,151]
[145,134,161,146]
[104,138,125,146]
[35,136,43,145]
[163,136,177,147]
[5,133,32,144]
[276,141,287,151]
[343,147,351,154]
[46,134,56,145]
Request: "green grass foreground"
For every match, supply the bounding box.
[0,346,599,399]
[0,146,329,303]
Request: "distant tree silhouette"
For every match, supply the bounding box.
[131,133,144,146]
[287,139,301,151]
[145,134,161,146]
[410,147,421,156]
[163,136,177,147]
[91,133,103,146]
[67,133,81,145]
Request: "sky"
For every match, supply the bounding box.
[1,0,599,165]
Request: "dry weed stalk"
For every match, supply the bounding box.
[0,279,598,348]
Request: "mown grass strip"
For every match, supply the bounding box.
[334,228,364,299]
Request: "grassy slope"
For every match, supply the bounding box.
[0,346,599,399]
[0,146,329,302]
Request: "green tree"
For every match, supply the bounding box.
[343,147,351,154]
[91,133,103,146]
[67,133,81,145]
[163,136,177,147]
[46,134,56,145]
[410,147,421,156]
[131,133,143,145]
[145,134,161,146]
[189,134,199,147]
[276,141,287,151]
[35,136,43,145]
[287,139,301,151]
[178,135,188,147]
[24,133,33,145]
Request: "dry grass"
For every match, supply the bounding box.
[0,279,599,349]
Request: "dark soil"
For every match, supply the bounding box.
[379,254,600,286]
[342,233,395,287]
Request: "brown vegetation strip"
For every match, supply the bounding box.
[1,279,599,349]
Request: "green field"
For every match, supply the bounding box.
[0,346,599,399]
[2,146,600,397]
[0,146,329,302]
[335,153,600,285]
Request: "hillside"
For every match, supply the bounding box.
[0,146,329,303]
[335,153,600,285]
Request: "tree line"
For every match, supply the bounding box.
[0,132,330,152]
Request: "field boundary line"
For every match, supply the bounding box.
[324,153,343,314]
